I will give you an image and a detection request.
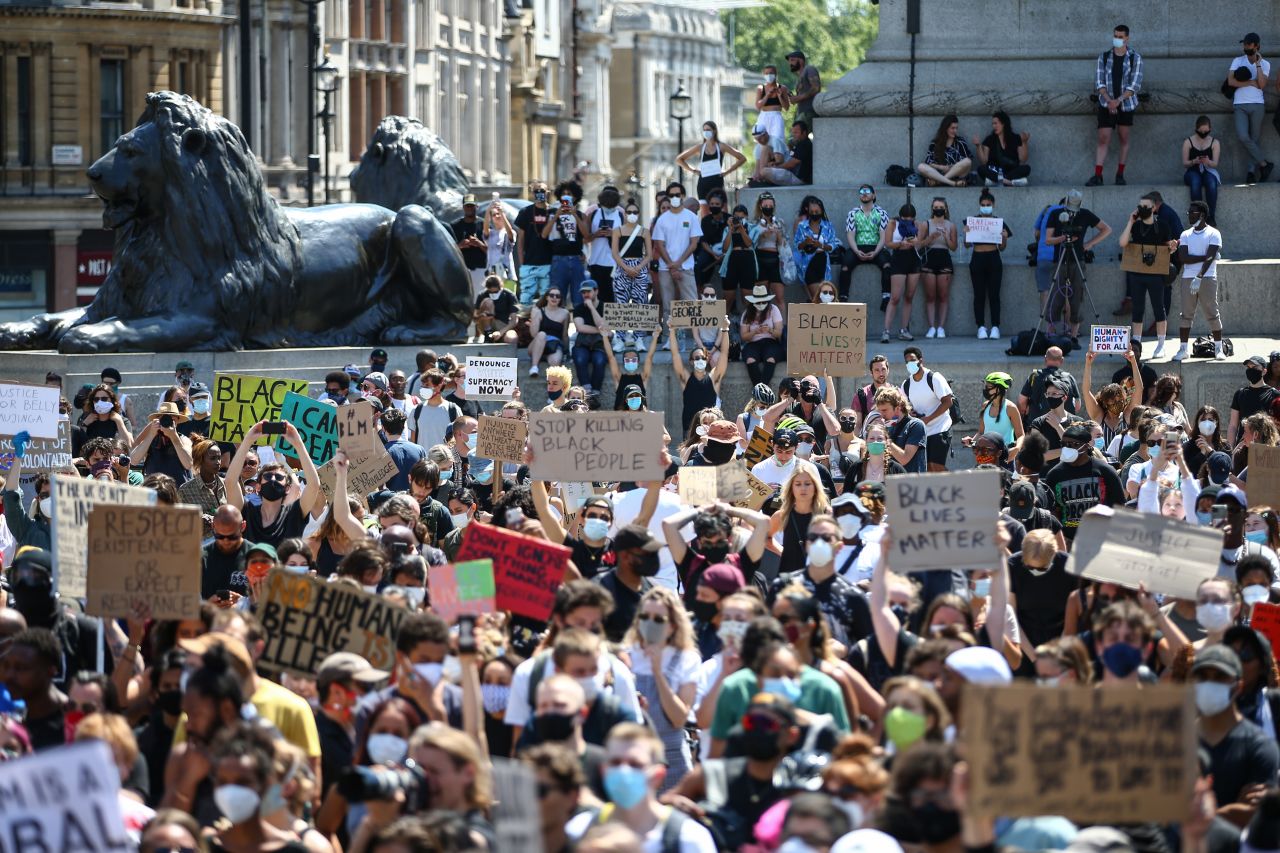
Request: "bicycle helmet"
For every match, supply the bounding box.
[752,383,777,405]
[983,371,1012,390]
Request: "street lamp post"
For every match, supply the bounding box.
[297,0,325,207]
[668,79,691,157]
[315,55,339,204]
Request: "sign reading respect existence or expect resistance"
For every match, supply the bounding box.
[86,504,203,621]
[527,410,665,482]
[465,357,519,400]
[0,381,60,439]
[1090,325,1131,354]
[210,373,309,445]
[787,303,867,376]
[884,469,1002,571]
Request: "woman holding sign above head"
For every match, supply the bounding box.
[669,314,731,434]
[964,191,1012,341]
[603,335,658,412]
[1082,349,1145,452]
[225,421,324,548]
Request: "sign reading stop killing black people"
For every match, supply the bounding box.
[885,469,1002,571]
[527,411,665,482]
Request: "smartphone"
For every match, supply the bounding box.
[215,589,231,601]
[457,614,477,655]
[159,415,174,429]
[1211,505,1229,524]
[1164,430,1180,447]
[262,421,286,435]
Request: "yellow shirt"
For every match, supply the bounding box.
[173,677,322,758]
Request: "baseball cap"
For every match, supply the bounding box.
[1218,484,1248,508]
[175,360,194,371]
[317,652,391,692]
[246,542,279,562]
[1246,355,1267,370]
[613,523,663,553]
[370,348,389,360]
[1207,451,1233,486]
[188,381,210,398]
[343,363,363,379]
[581,495,614,515]
[579,278,597,292]
[832,830,905,853]
[1064,189,1084,210]
[855,480,886,501]
[362,372,389,391]
[773,428,797,448]
[462,194,477,205]
[785,50,805,60]
[945,646,1013,685]
[1191,643,1242,680]
[1063,423,1093,443]
[179,633,254,680]
[11,547,52,577]
[1007,480,1037,521]
[1242,32,1262,44]
[700,563,746,595]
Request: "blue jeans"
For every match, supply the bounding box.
[550,256,586,307]
[573,345,607,391]
[1183,167,1219,220]
[518,264,551,306]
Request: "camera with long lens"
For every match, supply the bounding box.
[337,763,431,812]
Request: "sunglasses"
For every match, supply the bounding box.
[742,713,783,733]
[243,459,260,468]
[806,533,838,543]
[259,473,287,484]
[547,293,562,299]
[213,532,242,541]
[92,396,112,403]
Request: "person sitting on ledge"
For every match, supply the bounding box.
[972,111,1031,187]
[917,115,974,188]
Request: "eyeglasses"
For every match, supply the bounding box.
[807,533,838,543]
[213,532,242,541]
[741,713,783,733]
[547,293,561,300]
[259,473,287,483]
[639,614,668,625]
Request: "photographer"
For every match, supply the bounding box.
[129,402,193,485]
[1044,189,1112,339]
[1118,195,1172,356]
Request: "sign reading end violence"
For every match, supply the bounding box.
[884,469,1002,571]
[527,411,665,482]
[787,303,866,376]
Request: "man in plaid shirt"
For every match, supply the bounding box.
[1087,24,1143,187]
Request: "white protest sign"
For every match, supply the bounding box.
[1090,325,1131,354]
[884,469,1003,571]
[0,382,61,439]
[0,741,127,851]
[465,356,519,400]
[1064,505,1223,599]
[964,216,1005,245]
[52,474,157,598]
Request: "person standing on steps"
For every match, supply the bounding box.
[1173,201,1226,362]
[1228,33,1273,185]
[964,191,1012,341]
[1117,195,1172,358]
[1087,24,1142,187]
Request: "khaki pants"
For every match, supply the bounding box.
[1179,275,1222,333]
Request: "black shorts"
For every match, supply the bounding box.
[921,249,954,275]
[889,249,921,276]
[926,430,952,466]
[1097,106,1135,128]
[757,251,782,284]
[803,253,828,285]
[696,175,725,200]
[723,250,755,291]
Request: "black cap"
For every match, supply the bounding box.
[1063,423,1093,443]
[1007,481,1037,521]
[1191,644,1242,680]
[1242,32,1262,44]
[773,428,797,448]
[613,523,663,553]
[101,367,122,383]
[370,348,389,360]
[12,547,53,576]
[785,50,805,60]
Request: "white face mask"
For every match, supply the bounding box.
[692,359,708,372]
[837,514,865,540]
[1196,602,1233,632]
[1194,681,1233,716]
[37,497,52,518]
[451,511,471,530]
[363,584,380,596]
[626,213,639,224]
[1243,584,1270,606]
[366,733,409,766]
[402,586,426,608]
[1060,447,1080,464]
[1198,420,1216,436]
[93,400,113,415]
[421,387,436,400]
[583,517,611,541]
[214,784,262,825]
[764,73,776,82]
[717,619,748,649]
[807,537,834,567]
[796,441,814,458]
[577,675,601,703]
[819,292,835,303]
[415,662,444,686]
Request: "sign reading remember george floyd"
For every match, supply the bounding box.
[256,568,406,678]
[884,469,1002,571]
[51,474,157,598]
[1064,505,1223,599]
[668,299,726,329]
[527,411,665,482]
[276,390,338,463]
[210,373,309,446]
[86,504,202,620]
[465,357,519,400]
[0,381,60,439]
[963,682,1195,823]
[0,740,128,853]
[455,523,570,621]
[787,303,866,377]
[476,414,528,462]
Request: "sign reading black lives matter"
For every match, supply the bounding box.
[885,469,1002,571]
[465,356,519,400]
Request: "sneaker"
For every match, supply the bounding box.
[880,293,891,312]
[1153,340,1166,359]
[1010,178,1029,187]
[898,329,914,341]
[612,333,625,353]
[1085,174,1103,187]
[936,328,946,339]
[1172,345,1188,362]
[1247,171,1257,185]
[1114,173,1126,186]
[880,330,891,343]
[977,326,989,340]
[989,326,1001,340]
[1263,162,1276,182]
[528,365,540,376]
[1215,345,1226,360]
[926,326,937,339]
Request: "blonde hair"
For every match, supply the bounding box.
[874,386,911,414]
[605,722,665,765]
[74,712,138,767]
[778,459,832,519]
[546,365,573,387]
[624,586,696,652]
[1021,528,1057,568]
[409,722,493,811]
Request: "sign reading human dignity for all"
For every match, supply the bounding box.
[210,372,309,445]
[476,414,528,461]
[787,303,867,376]
[527,410,665,482]
[1064,506,1222,599]
[0,381,60,439]
[0,740,127,852]
[1090,325,1131,354]
[277,390,338,463]
[51,474,157,598]
[668,299,726,329]
[884,469,1002,571]
[86,504,203,620]
[963,683,1195,823]
[465,357,519,400]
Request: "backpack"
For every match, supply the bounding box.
[587,803,690,853]
[901,370,965,425]
[1005,330,1076,357]
[884,164,913,187]
[1191,335,1232,358]
[410,399,462,441]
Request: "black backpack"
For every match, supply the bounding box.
[901,370,965,425]
[1191,335,1233,358]
[884,164,913,187]
[1005,330,1076,357]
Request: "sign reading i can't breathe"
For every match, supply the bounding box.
[465,357,519,400]
[884,469,1002,571]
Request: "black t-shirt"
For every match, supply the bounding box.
[1231,384,1279,438]
[178,416,211,440]
[593,570,651,643]
[242,500,307,548]
[1129,218,1171,248]
[549,210,583,256]
[475,288,518,325]
[789,137,814,183]
[314,710,353,798]
[700,214,728,258]
[1110,51,1123,98]
[1008,551,1077,647]
[444,391,482,420]
[1019,366,1081,421]
[1028,412,1084,453]
[981,132,1022,169]
[572,304,604,349]
[26,707,66,751]
[514,205,553,266]
[1042,457,1125,539]
[565,534,616,580]
[201,539,251,598]
[767,569,872,648]
[1203,719,1280,807]
[1050,208,1101,260]
[451,218,487,269]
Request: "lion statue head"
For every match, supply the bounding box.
[86,91,302,336]
[349,116,469,220]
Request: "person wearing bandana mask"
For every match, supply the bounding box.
[314,653,389,803]
[173,360,196,398]
[593,525,664,643]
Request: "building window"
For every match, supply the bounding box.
[100,60,126,156]
[415,84,430,126]
[16,57,33,167]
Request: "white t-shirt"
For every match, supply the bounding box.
[565,809,718,853]
[627,645,701,686]
[904,369,954,436]
[651,208,703,271]
[1179,225,1223,278]
[1230,55,1270,105]
[609,486,686,591]
[588,207,621,267]
[754,135,789,170]
[751,455,797,489]
[504,650,642,728]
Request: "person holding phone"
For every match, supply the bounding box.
[129,401,194,485]
[225,420,325,547]
[540,182,589,307]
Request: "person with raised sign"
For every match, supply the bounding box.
[225,421,324,548]
[669,316,731,434]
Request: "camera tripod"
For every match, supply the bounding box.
[1030,238,1100,352]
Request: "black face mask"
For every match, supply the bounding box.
[703,440,737,466]
[1196,129,1211,138]
[912,802,962,843]
[1247,368,1265,384]
[839,418,856,434]
[932,208,945,217]
[533,711,577,743]
[691,599,719,623]
[258,479,287,502]
[741,729,784,761]
[762,207,775,215]
[637,552,661,577]
[157,689,184,716]
[709,206,722,214]
[699,544,730,564]
[12,580,55,627]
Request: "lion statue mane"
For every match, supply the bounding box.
[0,92,471,353]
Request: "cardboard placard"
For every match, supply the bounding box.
[51,474,157,598]
[0,741,126,850]
[0,382,60,439]
[964,216,1005,245]
[668,299,726,329]
[734,470,775,510]
[316,447,398,501]
[603,302,660,332]
[884,469,1002,571]
[679,462,751,506]
[276,390,338,463]
[337,399,378,458]
[465,356,519,400]
[963,682,1195,823]
[85,504,203,620]
[1064,506,1223,599]
[1090,325,1131,354]
[256,568,407,677]
[1249,444,1280,510]
[455,523,570,621]
[1250,603,1280,661]
[560,480,596,512]
[476,414,528,462]
[527,411,665,482]
[210,373,310,445]
[0,420,72,474]
[1121,243,1172,275]
[787,303,867,377]
[490,758,543,853]
[427,559,497,623]
[742,425,773,468]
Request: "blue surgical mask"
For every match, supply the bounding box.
[763,676,802,703]
[192,398,212,415]
[1196,511,1213,526]
[474,467,493,485]
[1112,36,1125,49]
[1093,437,1105,450]
[979,205,994,215]
[603,766,650,809]
[1246,530,1270,545]
[973,578,991,598]
[904,360,920,375]
[583,518,611,541]
[627,397,643,411]
[623,360,639,373]
[439,469,453,482]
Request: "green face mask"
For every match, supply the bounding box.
[884,706,927,752]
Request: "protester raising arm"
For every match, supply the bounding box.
[129,417,193,470]
[223,426,260,509]
[331,452,373,541]
[603,325,659,387]
[662,505,701,565]
[530,478,568,544]
[869,527,904,669]
[460,637,487,757]
[283,421,325,518]
[987,523,1023,671]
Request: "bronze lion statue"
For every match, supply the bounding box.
[0,92,471,353]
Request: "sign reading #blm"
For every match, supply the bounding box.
[885,469,1002,571]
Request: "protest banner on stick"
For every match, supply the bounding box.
[476,415,528,463]
[680,463,751,506]
[788,303,866,376]
[527,410,665,482]
[210,373,309,445]
[603,303,660,332]
[86,504,203,620]
[465,357,519,400]
[0,740,127,851]
[1090,325,1131,354]
[277,390,338,463]
[337,399,378,457]
[51,474,157,598]
[884,469,1002,571]
[428,559,497,623]
[0,381,60,439]
[668,299,726,329]
[455,523,569,621]
[1064,506,1222,599]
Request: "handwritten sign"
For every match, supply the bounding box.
[668,299,726,329]
[476,415,528,462]
[210,373,309,445]
[0,382,60,439]
[0,420,71,474]
[428,559,497,623]
[679,462,751,506]
[51,474,157,598]
[256,568,407,678]
[1250,444,1280,510]
[85,504,202,620]
[315,447,398,501]
[1121,243,1172,275]
[734,470,775,510]
[742,425,773,468]
[1251,603,1280,661]
[603,302,660,332]
[560,481,596,512]
[1064,506,1223,599]
[1090,325,1131,354]
[338,399,378,457]
[963,682,1195,823]
[0,741,126,852]
[276,390,338,463]
[885,469,1002,571]
[465,357,519,400]
[455,523,570,621]
[787,303,867,376]
[964,216,1005,245]
[528,411,665,482]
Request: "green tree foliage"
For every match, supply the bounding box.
[723,0,878,87]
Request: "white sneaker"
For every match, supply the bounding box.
[989,326,1001,340]
[612,333,625,353]
[977,327,989,340]
[1010,178,1029,187]
[926,327,937,339]
[1215,345,1226,360]
[1172,346,1188,362]
[1153,340,1166,359]
[528,365,540,376]
[936,328,946,339]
